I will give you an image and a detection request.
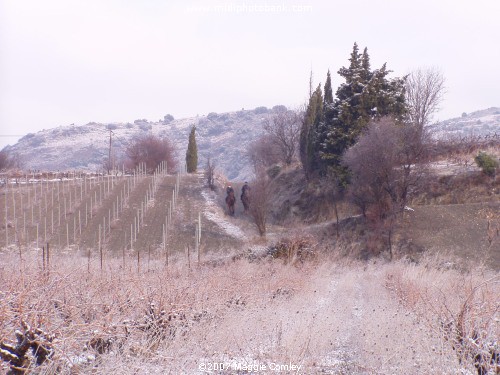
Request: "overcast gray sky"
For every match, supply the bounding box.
[1,0,499,149]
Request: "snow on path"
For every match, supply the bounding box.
[201,189,247,240]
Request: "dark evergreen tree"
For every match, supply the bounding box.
[185,126,198,173]
[360,47,371,82]
[309,85,325,173]
[323,70,334,105]
[300,84,323,179]
[312,43,407,180]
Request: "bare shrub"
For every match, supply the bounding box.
[2,249,490,374]
[0,321,55,374]
[0,251,311,374]
[429,133,500,162]
[410,169,499,205]
[125,135,177,173]
[266,235,317,264]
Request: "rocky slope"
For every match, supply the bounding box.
[429,106,500,137]
[3,106,499,181]
[4,106,280,181]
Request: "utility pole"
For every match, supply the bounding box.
[108,129,114,175]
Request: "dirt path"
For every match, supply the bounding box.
[160,176,459,374]
[160,263,457,374]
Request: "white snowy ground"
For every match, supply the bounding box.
[200,188,247,241]
[178,178,464,374]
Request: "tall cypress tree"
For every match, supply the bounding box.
[361,47,371,82]
[323,70,333,105]
[300,84,323,179]
[185,126,198,173]
[309,85,325,173]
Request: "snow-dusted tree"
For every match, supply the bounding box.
[405,67,445,130]
[185,126,198,173]
[315,43,406,179]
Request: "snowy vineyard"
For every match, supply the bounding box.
[0,162,204,267]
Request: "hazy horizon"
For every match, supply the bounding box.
[1,0,499,149]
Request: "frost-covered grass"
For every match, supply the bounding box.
[2,249,495,374]
[385,258,499,375]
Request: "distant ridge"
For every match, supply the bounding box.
[429,107,500,138]
[4,106,280,181]
[4,106,499,181]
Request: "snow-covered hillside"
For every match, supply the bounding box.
[4,106,279,181]
[429,107,500,137]
[4,106,499,181]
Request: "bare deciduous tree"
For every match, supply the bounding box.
[0,151,23,172]
[405,67,446,130]
[247,135,281,173]
[205,157,216,191]
[0,150,11,171]
[344,117,427,215]
[249,168,273,236]
[263,108,302,165]
[126,135,177,173]
[343,117,429,258]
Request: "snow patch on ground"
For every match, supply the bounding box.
[201,189,247,240]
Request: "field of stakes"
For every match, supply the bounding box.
[0,163,207,264]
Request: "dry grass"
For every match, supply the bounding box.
[0,249,307,374]
[410,171,499,206]
[2,248,495,374]
[385,256,499,374]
